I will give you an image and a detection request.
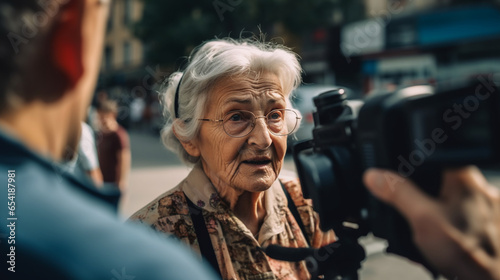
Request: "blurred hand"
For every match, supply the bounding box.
[363,166,500,280]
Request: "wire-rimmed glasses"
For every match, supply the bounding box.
[198,109,301,138]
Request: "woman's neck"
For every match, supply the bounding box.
[232,191,267,237]
[211,180,267,237]
[201,163,268,236]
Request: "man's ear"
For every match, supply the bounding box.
[172,124,201,157]
[51,0,84,88]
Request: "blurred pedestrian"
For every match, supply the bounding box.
[96,89,109,105]
[96,100,131,192]
[64,122,103,186]
[130,96,146,130]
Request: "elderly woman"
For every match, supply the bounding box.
[129,38,335,279]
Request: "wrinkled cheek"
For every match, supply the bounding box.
[275,137,287,159]
[272,160,282,178]
[273,138,287,171]
[221,149,242,181]
[209,134,234,169]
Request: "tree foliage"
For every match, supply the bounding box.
[135,0,338,67]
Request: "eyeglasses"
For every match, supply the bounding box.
[199,109,301,138]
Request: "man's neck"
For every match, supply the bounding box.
[0,102,68,161]
[102,120,119,133]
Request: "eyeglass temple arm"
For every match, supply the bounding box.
[198,119,224,122]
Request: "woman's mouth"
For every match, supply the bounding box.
[242,159,272,165]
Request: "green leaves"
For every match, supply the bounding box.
[136,0,338,68]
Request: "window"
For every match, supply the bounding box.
[124,0,132,25]
[124,42,132,66]
[105,46,113,70]
[106,8,113,31]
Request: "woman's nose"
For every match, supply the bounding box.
[247,117,272,148]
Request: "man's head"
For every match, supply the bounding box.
[96,99,118,132]
[0,0,110,160]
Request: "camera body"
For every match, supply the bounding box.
[293,81,500,267]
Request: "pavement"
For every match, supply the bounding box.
[121,129,496,280]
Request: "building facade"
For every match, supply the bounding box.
[99,0,144,90]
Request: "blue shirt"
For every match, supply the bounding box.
[0,128,218,280]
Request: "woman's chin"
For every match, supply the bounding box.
[234,163,280,190]
[235,176,276,193]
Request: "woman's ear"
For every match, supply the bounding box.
[51,0,84,88]
[180,140,201,157]
[172,123,200,157]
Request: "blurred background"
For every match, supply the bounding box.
[94,0,500,279]
[95,0,500,136]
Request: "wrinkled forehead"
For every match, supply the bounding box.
[208,72,286,104]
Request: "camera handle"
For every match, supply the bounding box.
[265,229,366,280]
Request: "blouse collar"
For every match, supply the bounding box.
[181,162,289,243]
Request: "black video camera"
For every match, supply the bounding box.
[292,79,500,274]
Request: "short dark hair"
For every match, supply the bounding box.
[0,0,59,112]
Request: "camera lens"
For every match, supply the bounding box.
[313,88,349,125]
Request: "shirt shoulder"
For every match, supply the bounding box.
[116,126,130,149]
[128,184,200,248]
[0,158,216,280]
[128,185,189,225]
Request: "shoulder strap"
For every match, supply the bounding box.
[280,181,311,247]
[186,197,222,278]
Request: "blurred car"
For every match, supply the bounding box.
[288,84,341,150]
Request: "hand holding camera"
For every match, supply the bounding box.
[364,166,500,280]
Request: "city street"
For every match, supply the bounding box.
[122,129,498,280]
[4,1,499,279]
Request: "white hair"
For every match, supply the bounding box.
[160,37,302,165]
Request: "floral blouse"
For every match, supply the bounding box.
[129,163,336,280]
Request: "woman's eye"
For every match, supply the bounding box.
[228,113,243,122]
[269,112,282,120]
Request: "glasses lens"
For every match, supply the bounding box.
[222,109,299,137]
[268,109,299,136]
[267,109,285,135]
[223,111,254,137]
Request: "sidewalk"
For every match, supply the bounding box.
[120,165,191,218]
